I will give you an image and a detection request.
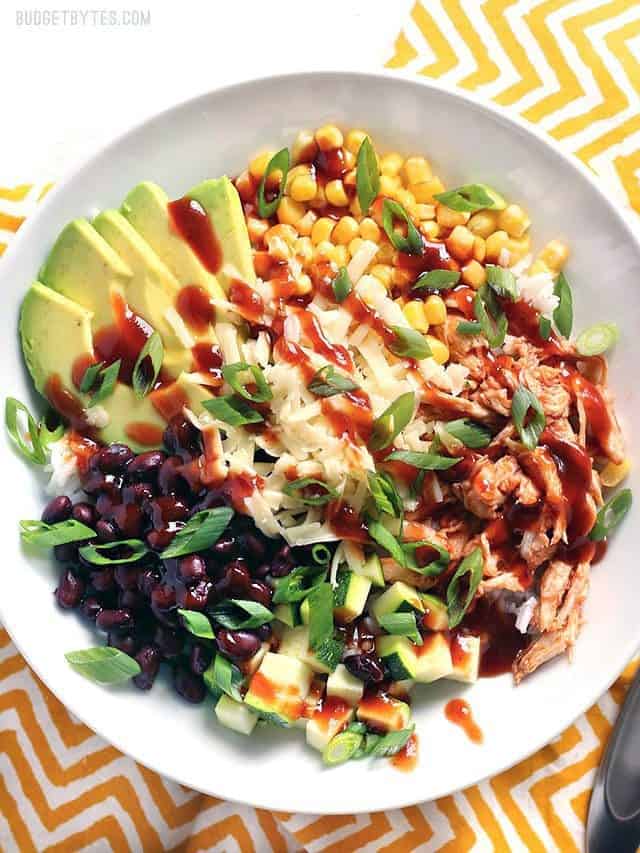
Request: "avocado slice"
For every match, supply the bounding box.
[376,635,418,681]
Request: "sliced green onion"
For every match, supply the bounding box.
[367,470,403,518]
[403,539,450,577]
[386,449,460,470]
[79,361,104,393]
[575,323,619,357]
[178,609,215,639]
[381,199,423,256]
[65,647,140,685]
[91,359,122,405]
[553,272,573,338]
[322,730,363,766]
[434,183,504,213]
[486,264,517,301]
[511,385,546,449]
[369,726,415,758]
[223,361,272,403]
[307,582,334,651]
[38,410,65,449]
[311,543,332,565]
[272,565,327,604]
[457,320,482,336]
[332,266,353,303]
[590,488,632,541]
[257,148,290,219]
[202,395,263,426]
[539,316,551,341]
[356,136,380,216]
[78,539,148,566]
[133,332,163,399]
[283,477,338,506]
[5,397,46,464]
[389,326,432,360]
[474,286,508,348]
[204,654,244,701]
[308,365,358,398]
[367,518,407,567]
[20,519,95,547]
[160,507,234,559]
[208,599,274,630]
[412,269,461,291]
[447,547,483,628]
[443,418,491,449]
[369,392,415,452]
[378,612,422,645]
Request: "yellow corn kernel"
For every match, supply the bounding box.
[292,130,317,164]
[315,124,343,151]
[537,239,569,272]
[348,237,366,257]
[295,274,313,295]
[461,260,487,289]
[403,156,432,186]
[265,224,297,246]
[426,336,449,364]
[600,458,631,488]
[420,221,440,240]
[468,210,498,239]
[371,264,393,288]
[473,236,486,263]
[343,150,356,170]
[289,173,318,203]
[277,197,305,228]
[333,216,360,245]
[436,205,471,229]
[506,235,531,263]
[528,259,550,276]
[325,180,349,207]
[309,183,327,210]
[446,225,475,262]
[297,210,317,237]
[415,203,436,221]
[485,230,510,263]
[394,188,416,211]
[285,163,311,186]
[249,151,274,180]
[359,217,381,242]
[424,295,447,325]
[349,197,363,218]
[403,301,430,332]
[376,242,397,264]
[247,216,269,245]
[379,174,401,195]
[380,152,404,177]
[412,177,445,204]
[295,236,314,266]
[343,168,357,190]
[311,217,336,245]
[333,245,349,267]
[393,267,413,288]
[345,129,367,155]
[498,204,530,238]
[315,240,335,260]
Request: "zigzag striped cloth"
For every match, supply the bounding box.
[2,2,640,848]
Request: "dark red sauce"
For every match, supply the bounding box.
[502,299,564,356]
[45,374,87,431]
[296,309,353,371]
[542,430,593,541]
[191,343,224,384]
[68,432,99,475]
[168,196,222,274]
[461,596,528,677]
[450,632,472,669]
[445,699,483,744]
[273,336,317,384]
[125,422,164,447]
[396,239,457,284]
[176,284,215,333]
[312,696,350,731]
[71,353,97,391]
[229,280,264,323]
[390,733,419,772]
[327,500,369,544]
[93,292,154,385]
[149,383,189,422]
[446,285,476,320]
[320,391,373,445]
[314,148,347,180]
[569,372,613,456]
[223,471,263,514]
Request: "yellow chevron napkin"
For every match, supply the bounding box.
[3,2,640,849]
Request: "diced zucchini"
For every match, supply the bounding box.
[421,593,449,631]
[244,652,313,725]
[414,633,453,683]
[274,602,301,628]
[449,634,481,683]
[333,570,371,623]
[388,679,415,698]
[344,542,385,588]
[215,695,259,736]
[372,581,424,622]
[277,625,335,674]
[357,693,412,732]
[376,635,418,681]
[241,641,270,678]
[306,699,355,751]
[326,663,364,705]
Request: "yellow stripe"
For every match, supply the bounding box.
[386,30,419,68]
[487,0,544,107]
[412,1,459,79]
[442,0,501,90]
[0,211,25,232]
[435,795,476,852]
[0,184,32,202]
[464,786,511,851]
[37,182,54,201]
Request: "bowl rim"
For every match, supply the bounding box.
[1,68,638,813]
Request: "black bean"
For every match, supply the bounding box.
[145,496,189,527]
[53,542,79,564]
[112,504,144,539]
[176,580,211,611]
[240,532,267,561]
[172,666,206,703]
[114,564,141,591]
[133,644,161,690]
[96,608,134,633]
[225,559,251,592]
[81,596,102,621]
[96,519,118,543]
[153,625,183,659]
[256,623,272,642]
[146,528,175,552]
[118,588,145,611]
[97,443,135,475]
[158,456,186,496]
[137,567,161,597]
[90,566,115,592]
[163,416,199,455]
[177,554,207,584]
[71,502,96,528]
[246,580,272,608]
[344,653,385,684]
[216,629,260,660]
[107,631,138,656]
[124,482,155,504]
[42,495,72,525]
[253,563,271,579]
[189,643,213,676]
[55,569,84,609]
[127,450,166,482]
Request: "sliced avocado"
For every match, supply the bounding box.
[20,282,94,396]
[274,602,301,629]
[333,571,372,623]
[449,634,481,684]
[39,218,129,326]
[186,177,256,290]
[326,663,364,706]
[421,594,449,631]
[414,633,453,683]
[215,694,258,736]
[244,652,313,725]
[306,702,354,752]
[99,382,168,451]
[376,635,418,681]
[356,694,412,733]
[277,626,333,675]
[372,581,424,623]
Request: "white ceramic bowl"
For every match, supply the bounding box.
[1,72,638,814]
